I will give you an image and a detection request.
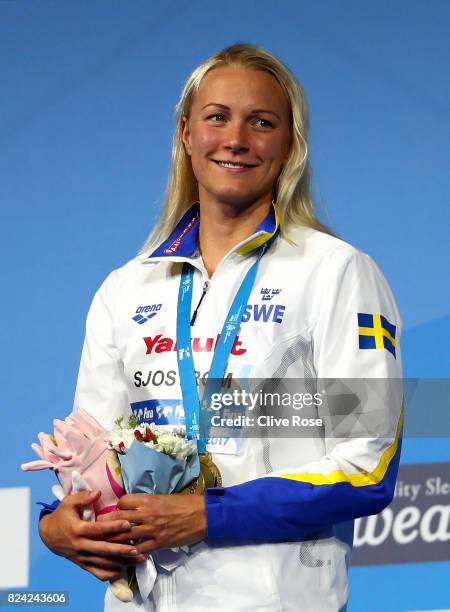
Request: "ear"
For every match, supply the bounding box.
[181,116,192,156]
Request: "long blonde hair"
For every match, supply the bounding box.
[141,43,332,253]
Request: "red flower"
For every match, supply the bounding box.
[118,441,125,451]
[134,429,142,439]
[143,427,153,442]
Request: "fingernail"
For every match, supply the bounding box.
[122,522,131,529]
[129,549,139,555]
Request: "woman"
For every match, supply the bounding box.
[39,43,403,611]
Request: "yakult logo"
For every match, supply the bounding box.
[352,462,450,565]
[143,334,247,356]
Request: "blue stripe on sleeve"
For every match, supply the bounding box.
[205,436,402,541]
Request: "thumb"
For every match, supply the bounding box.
[67,489,101,508]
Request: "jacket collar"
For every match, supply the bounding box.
[147,202,279,261]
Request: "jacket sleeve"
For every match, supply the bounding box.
[205,248,403,541]
[73,272,130,429]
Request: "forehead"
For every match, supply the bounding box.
[192,66,290,115]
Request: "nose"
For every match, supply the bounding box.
[224,120,249,153]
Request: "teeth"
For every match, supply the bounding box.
[217,161,248,168]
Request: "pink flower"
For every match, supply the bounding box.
[21,408,124,515]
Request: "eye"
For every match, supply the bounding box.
[208,113,226,122]
[255,118,273,128]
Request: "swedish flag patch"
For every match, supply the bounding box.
[358,313,396,358]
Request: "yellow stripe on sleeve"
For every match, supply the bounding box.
[278,401,404,487]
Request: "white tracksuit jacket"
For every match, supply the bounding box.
[73,204,403,612]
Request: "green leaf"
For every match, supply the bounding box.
[114,416,124,429]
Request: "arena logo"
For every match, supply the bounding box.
[241,303,286,324]
[132,303,162,325]
[143,334,247,356]
[352,462,450,565]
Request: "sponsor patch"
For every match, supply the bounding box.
[143,334,247,356]
[130,399,185,426]
[132,303,162,325]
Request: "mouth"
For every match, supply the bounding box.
[212,160,257,169]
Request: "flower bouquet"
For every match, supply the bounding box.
[21,408,200,602]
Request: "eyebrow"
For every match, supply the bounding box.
[201,102,281,120]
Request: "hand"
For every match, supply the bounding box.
[97,493,207,554]
[39,490,147,582]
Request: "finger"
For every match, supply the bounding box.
[77,554,146,569]
[134,540,158,556]
[105,525,150,544]
[96,513,115,523]
[97,510,141,524]
[77,538,142,558]
[76,555,124,571]
[80,564,122,582]
[78,519,132,539]
[96,511,122,523]
[64,490,101,508]
[112,554,147,565]
[77,553,146,567]
[118,494,147,510]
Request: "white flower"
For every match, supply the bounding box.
[175,439,196,460]
[157,432,175,454]
[106,421,194,459]
[172,438,185,455]
[106,427,136,452]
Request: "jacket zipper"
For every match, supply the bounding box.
[190,280,210,326]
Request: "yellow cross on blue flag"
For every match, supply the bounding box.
[358,313,396,358]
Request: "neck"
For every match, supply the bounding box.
[198,197,272,277]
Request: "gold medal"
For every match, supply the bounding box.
[180,451,222,494]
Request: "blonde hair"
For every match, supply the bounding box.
[141,42,332,253]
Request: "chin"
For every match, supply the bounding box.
[209,188,264,208]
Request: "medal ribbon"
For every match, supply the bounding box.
[176,236,277,453]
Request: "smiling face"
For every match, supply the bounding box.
[181,66,292,213]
